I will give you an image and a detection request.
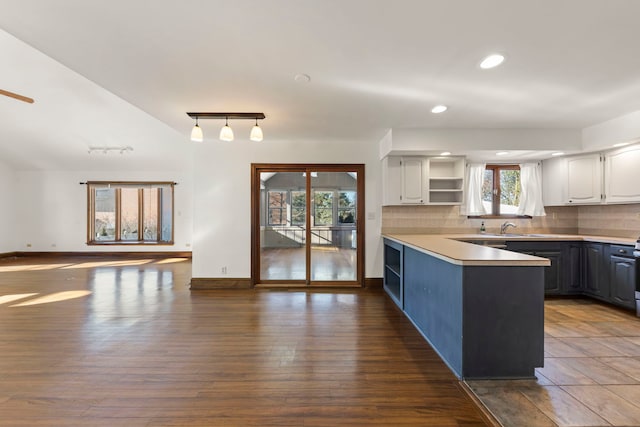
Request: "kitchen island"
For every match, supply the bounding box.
[383,234,550,380]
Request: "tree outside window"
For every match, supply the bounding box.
[338,191,356,224]
[291,191,306,226]
[268,191,287,225]
[314,191,333,226]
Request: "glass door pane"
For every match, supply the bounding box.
[259,171,306,281]
[310,171,357,282]
[120,188,139,241]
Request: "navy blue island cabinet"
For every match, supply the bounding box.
[383,237,546,380]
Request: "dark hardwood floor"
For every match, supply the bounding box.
[0,255,488,426]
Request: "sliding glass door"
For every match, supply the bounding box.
[310,171,357,281]
[259,171,307,281]
[252,164,364,286]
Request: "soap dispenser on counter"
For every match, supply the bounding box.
[480,221,486,234]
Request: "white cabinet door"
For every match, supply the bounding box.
[542,156,568,206]
[382,156,402,205]
[605,145,640,203]
[400,157,424,204]
[567,154,603,204]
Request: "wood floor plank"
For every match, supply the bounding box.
[519,385,610,426]
[605,385,640,409]
[466,388,556,427]
[561,337,626,357]
[535,358,597,386]
[552,357,639,385]
[0,255,487,426]
[598,357,640,382]
[544,337,589,357]
[561,385,640,426]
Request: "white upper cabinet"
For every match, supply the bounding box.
[400,157,425,204]
[382,156,465,206]
[605,145,640,203]
[542,145,640,206]
[382,156,402,205]
[542,156,568,206]
[567,153,603,205]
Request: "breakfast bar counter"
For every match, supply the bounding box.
[383,234,549,379]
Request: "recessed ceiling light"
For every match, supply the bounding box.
[496,151,509,156]
[480,54,505,69]
[440,151,451,156]
[431,105,448,113]
[613,142,629,147]
[551,152,565,156]
[294,73,311,83]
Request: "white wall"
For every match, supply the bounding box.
[0,160,16,252]
[582,110,640,151]
[14,170,193,252]
[191,138,383,279]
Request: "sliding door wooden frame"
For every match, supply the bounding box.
[251,163,365,287]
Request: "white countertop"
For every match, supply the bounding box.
[383,233,637,267]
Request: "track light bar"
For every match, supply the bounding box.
[186,112,266,142]
[186,112,265,120]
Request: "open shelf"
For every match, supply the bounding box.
[427,158,464,204]
[383,240,403,309]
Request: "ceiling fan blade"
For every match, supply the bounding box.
[0,88,34,104]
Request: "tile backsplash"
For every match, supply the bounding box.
[381,204,640,239]
[578,204,640,238]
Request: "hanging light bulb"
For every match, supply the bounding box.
[190,117,203,142]
[250,117,263,141]
[219,116,234,141]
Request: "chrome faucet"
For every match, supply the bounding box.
[500,221,517,234]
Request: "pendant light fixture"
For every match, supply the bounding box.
[190,116,203,142]
[186,112,265,142]
[219,116,234,141]
[250,117,263,142]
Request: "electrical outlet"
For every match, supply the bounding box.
[26,243,32,248]
[185,243,191,247]
[221,266,227,274]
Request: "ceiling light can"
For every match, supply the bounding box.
[480,53,505,69]
[431,105,448,114]
[294,73,311,83]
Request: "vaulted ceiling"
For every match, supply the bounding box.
[2,0,640,169]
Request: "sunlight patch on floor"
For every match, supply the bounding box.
[0,293,39,305]
[10,290,92,307]
[0,263,73,272]
[154,258,189,264]
[61,260,153,269]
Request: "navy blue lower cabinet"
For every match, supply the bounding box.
[402,246,544,379]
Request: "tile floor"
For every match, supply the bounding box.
[467,298,640,427]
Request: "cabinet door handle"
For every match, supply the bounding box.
[619,249,627,254]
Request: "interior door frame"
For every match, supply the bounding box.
[251,163,365,287]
